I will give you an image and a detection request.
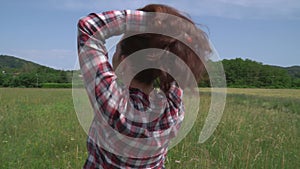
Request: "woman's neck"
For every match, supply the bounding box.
[130,80,153,95]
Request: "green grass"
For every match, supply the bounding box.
[166,92,300,169]
[0,88,299,169]
[0,89,86,169]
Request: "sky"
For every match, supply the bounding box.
[0,0,300,70]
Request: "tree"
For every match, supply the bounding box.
[18,73,36,87]
[58,71,69,83]
[221,58,292,88]
[292,78,300,88]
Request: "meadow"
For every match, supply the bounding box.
[0,88,299,169]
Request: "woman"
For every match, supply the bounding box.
[77,4,211,169]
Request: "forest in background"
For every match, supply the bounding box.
[0,55,299,88]
[199,58,300,88]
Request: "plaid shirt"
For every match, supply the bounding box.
[77,10,184,169]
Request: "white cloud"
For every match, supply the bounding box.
[48,0,146,11]
[212,0,300,19]
[47,0,300,20]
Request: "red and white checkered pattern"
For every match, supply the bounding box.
[77,10,184,169]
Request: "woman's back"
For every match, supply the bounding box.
[77,4,211,168]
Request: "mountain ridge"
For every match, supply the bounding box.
[0,55,58,73]
[0,55,72,87]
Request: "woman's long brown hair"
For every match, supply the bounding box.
[119,4,211,91]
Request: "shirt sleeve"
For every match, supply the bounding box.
[77,10,147,117]
[77,10,147,100]
[77,10,184,138]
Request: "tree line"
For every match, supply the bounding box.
[0,69,71,88]
[0,55,299,88]
[199,58,300,88]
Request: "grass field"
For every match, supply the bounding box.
[0,88,299,169]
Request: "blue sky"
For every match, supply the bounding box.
[0,0,299,70]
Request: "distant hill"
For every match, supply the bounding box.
[0,55,72,87]
[0,55,299,88]
[0,55,57,73]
